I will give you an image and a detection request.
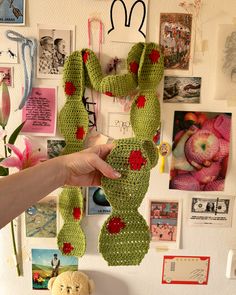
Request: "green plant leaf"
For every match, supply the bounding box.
[0,158,9,176]
[8,121,26,154]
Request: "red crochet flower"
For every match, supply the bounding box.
[107,217,126,234]
[104,91,113,97]
[129,61,139,74]
[149,49,160,64]
[136,95,146,108]
[83,51,90,63]
[75,126,85,140]
[62,242,74,254]
[73,207,81,220]
[65,81,76,96]
[128,150,147,170]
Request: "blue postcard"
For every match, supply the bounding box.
[0,0,25,25]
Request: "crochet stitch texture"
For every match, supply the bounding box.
[58,42,164,265]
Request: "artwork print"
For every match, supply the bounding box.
[169,111,231,191]
[32,249,78,290]
[149,201,179,242]
[159,13,193,73]
[215,25,236,100]
[87,186,111,215]
[25,196,57,238]
[0,31,18,63]
[163,76,201,103]
[0,0,25,25]
[37,24,75,78]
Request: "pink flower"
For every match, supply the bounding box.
[0,137,47,170]
[0,81,11,128]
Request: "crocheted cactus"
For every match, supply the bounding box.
[58,42,164,265]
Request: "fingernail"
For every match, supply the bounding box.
[113,171,121,178]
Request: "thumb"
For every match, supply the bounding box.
[92,155,121,179]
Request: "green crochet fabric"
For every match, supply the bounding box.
[58,42,164,265]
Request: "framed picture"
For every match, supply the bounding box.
[0,0,25,26]
[37,24,75,79]
[47,139,66,158]
[86,186,111,215]
[31,248,78,290]
[159,13,194,75]
[149,199,181,249]
[163,76,201,103]
[0,66,13,86]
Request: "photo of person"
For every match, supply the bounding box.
[37,24,75,78]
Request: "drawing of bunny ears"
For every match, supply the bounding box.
[108,0,147,38]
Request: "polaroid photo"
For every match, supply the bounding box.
[37,24,75,79]
[86,186,111,216]
[159,13,194,76]
[31,248,78,290]
[163,76,201,103]
[0,66,13,86]
[0,0,25,26]
[148,199,182,249]
[25,195,57,238]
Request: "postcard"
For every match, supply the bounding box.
[163,76,201,103]
[32,248,78,290]
[107,0,148,43]
[188,195,234,227]
[159,13,194,75]
[0,67,13,86]
[149,199,181,249]
[47,139,66,158]
[25,195,57,238]
[0,30,18,63]
[169,111,232,191]
[21,87,57,136]
[37,24,75,79]
[0,0,25,25]
[86,187,111,216]
[107,112,133,139]
[162,255,210,285]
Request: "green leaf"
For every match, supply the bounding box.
[0,158,9,176]
[8,121,26,154]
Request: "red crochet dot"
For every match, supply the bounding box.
[73,207,81,220]
[75,126,85,140]
[107,217,126,234]
[105,91,113,97]
[149,49,160,63]
[128,150,147,171]
[62,242,74,254]
[65,81,76,96]
[83,51,90,63]
[136,95,146,108]
[129,61,139,74]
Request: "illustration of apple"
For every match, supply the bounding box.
[202,118,222,138]
[191,162,221,184]
[204,179,224,191]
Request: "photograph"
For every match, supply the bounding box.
[169,111,232,191]
[32,248,78,290]
[149,200,179,243]
[37,24,75,79]
[47,139,66,159]
[159,13,193,74]
[87,186,111,215]
[0,0,25,25]
[0,66,13,86]
[25,196,57,238]
[163,76,201,103]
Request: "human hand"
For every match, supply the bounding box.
[61,143,121,187]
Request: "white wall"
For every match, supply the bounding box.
[1,0,236,294]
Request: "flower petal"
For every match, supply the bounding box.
[22,137,33,160]
[6,143,23,161]
[0,156,22,170]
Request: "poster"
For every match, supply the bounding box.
[31,248,78,290]
[159,13,193,75]
[86,187,111,215]
[169,111,231,191]
[215,25,236,100]
[0,0,25,25]
[188,195,234,227]
[149,200,181,249]
[107,0,148,43]
[163,76,201,103]
[21,87,57,136]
